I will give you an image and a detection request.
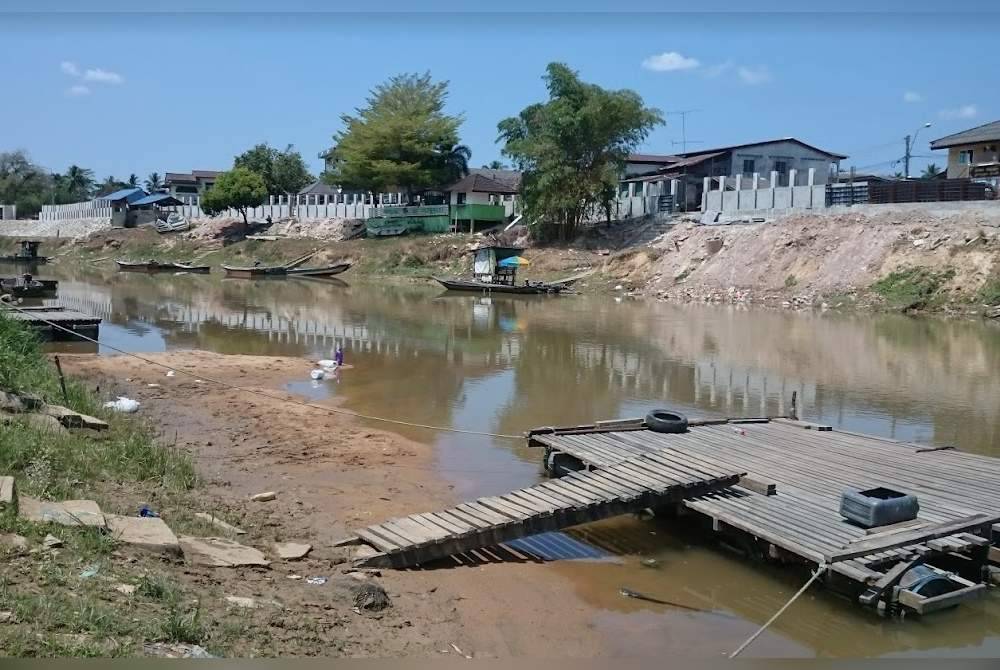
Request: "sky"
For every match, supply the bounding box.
[2,1,998,181]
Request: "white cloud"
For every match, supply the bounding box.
[737,65,772,85]
[60,61,80,76]
[66,84,91,96]
[642,51,700,72]
[903,91,923,103]
[939,104,978,120]
[83,68,123,85]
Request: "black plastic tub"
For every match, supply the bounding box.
[840,486,919,528]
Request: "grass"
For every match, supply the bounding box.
[784,274,798,288]
[871,266,956,311]
[977,277,1000,307]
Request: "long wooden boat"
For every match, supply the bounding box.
[0,277,58,298]
[0,254,48,264]
[116,260,211,273]
[433,277,568,294]
[222,262,351,279]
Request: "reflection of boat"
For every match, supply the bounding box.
[434,277,566,294]
[222,263,351,279]
[0,275,58,298]
[1,240,48,264]
[116,260,211,273]
[434,246,569,294]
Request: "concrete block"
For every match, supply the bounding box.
[274,542,312,560]
[193,512,246,535]
[18,497,106,528]
[179,536,270,567]
[0,477,15,509]
[106,514,181,555]
[700,210,721,225]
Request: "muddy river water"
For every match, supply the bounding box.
[40,266,1000,657]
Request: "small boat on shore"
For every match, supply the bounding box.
[222,262,352,279]
[116,260,211,273]
[433,277,567,294]
[1,241,49,265]
[0,275,58,299]
[434,246,569,295]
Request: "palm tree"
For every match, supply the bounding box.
[483,160,507,170]
[65,164,95,199]
[145,172,163,193]
[921,163,942,179]
[127,173,139,187]
[97,175,121,197]
[438,143,471,187]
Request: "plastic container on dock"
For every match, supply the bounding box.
[839,486,919,528]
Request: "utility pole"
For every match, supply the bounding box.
[904,122,932,178]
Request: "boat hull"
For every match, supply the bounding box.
[116,261,210,273]
[433,277,567,294]
[223,263,351,279]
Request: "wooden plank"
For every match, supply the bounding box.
[897,583,987,614]
[989,546,1000,565]
[738,476,776,496]
[457,502,511,525]
[828,515,992,563]
[355,527,401,552]
[772,418,832,431]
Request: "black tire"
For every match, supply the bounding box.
[645,409,689,434]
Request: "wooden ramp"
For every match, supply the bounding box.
[339,452,743,568]
[0,305,101,341]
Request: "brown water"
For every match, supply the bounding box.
[39,266,1000,657]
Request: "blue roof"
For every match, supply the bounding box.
[102,187,146,203]
[131,193,181,206]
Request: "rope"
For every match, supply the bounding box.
[0,302,523,441]
[729,564,827,658]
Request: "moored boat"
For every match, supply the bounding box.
[116,260,211,273]
[433,277,566,294]
[1,240,49,265]
[434,246,569,295]
[0,275,58,299]
[222,262,352,279]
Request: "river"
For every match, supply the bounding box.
[37,265,1000,657]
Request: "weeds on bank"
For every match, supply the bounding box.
[871,266,956,311]
[977,278,1000,307]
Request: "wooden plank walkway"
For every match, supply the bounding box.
[0,305,101,340]
[531,419,1000,587]
[339,452,743,568]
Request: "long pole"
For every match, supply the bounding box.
[904,134,912,178]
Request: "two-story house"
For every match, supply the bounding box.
[929,120,1000,182]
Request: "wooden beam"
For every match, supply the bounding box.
[772,418,832,431]
[827,515,992,563]
[738,476,776,496]
[897,583,986,615]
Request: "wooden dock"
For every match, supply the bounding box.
[337,452,742,569]
[529,417,998,614]
[0,305,101,341]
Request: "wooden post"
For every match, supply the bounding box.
[54,355,69,406]
[790,390,798,420]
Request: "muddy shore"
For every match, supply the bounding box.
[58,350,606,657]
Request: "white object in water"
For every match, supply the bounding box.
[316,359,336,368]
[104,396,140,413]
[166,370,176,377]
[310,369,325,380]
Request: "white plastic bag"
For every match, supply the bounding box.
[104,396,140,413]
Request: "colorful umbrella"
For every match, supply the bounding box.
[498,256,530,267]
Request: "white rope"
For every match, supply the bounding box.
[729,564,827,658]
[0,302,524,441]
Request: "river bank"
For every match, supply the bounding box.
[4,203,1000,314]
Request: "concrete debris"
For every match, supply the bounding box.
[143,642,215,658]
[0,476,14,509]
[23,414,69,434]
[0,391,25,412]
[224,596,260,609]
[0,611,13,624]
[43,534,63,549]
[353,582,391,611]
[115,583,137,595]
[274,542,312,560]
[178,536,270,567]
[0,533,29,554]
[250,491,277,502]
[194,512,246,535]
[106,514,181,555]
[19,496,106,528]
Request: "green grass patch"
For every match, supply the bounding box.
[977,278,1000,306]
[784,274,798,288]
[871,267,956,311]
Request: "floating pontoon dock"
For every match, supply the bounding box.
[1,305,101,341]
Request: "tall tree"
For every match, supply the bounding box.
[127,173,139,187]
[200,167,267,227]
[322,72,467,201]
[145,172,163,193]
[498,63,662,239]
[0,150,49,217]
[435,142,471,186]
[482,160,507,170]
[96,175,126,196]
[234,143,313,195]
[65,164,95,200]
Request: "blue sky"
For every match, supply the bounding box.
[2,1,998,181]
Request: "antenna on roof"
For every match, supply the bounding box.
[665,109,702,153]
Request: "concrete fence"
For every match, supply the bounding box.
[0,204,16,220]
[40,200,114,222]
[702,168,827,214]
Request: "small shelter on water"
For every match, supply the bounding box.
[471,246,524,286]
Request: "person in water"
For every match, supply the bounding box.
[334,346,344,367]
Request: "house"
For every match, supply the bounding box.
[164,170,223,200]
[100,187,147,227]
[624,153,680,177]
[622,138,848,210]
[930,120,1000,183]
[447,170,521,232]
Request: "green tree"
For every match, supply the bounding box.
[127,173,139,187]
[322,72,467,200]
[145,172,163,193]
[234,143,313,196]
[482,160,507,170]
[64,165,95,200]
[200,167,267,227]
[498,63,662,239]
[0,150,50,217]
[921,163,942,179]
[96,175,126,196]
